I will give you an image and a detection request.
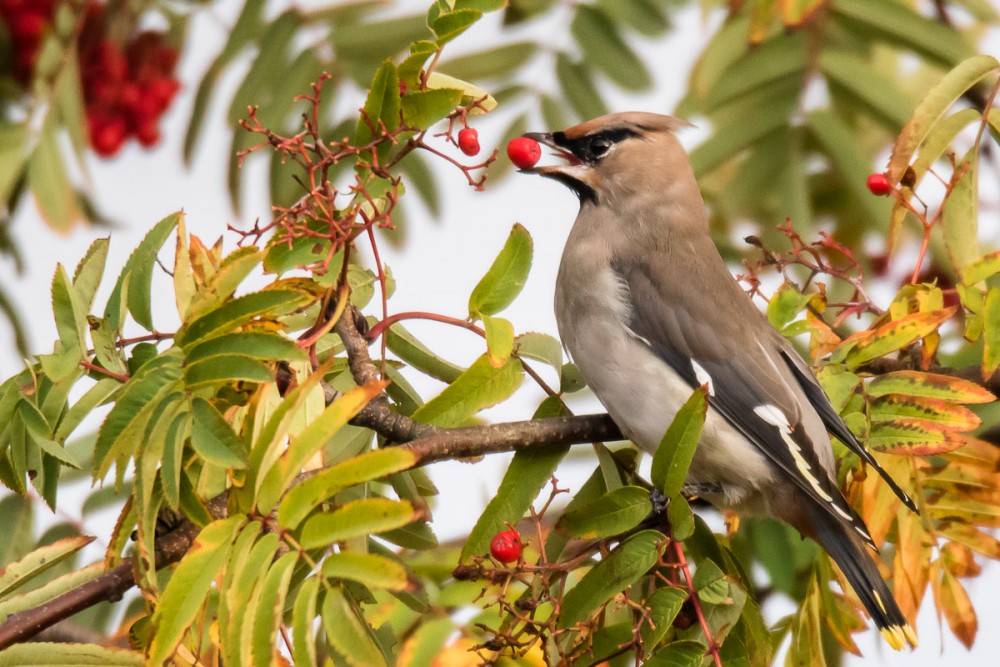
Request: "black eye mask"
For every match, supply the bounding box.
[551,128,636,164]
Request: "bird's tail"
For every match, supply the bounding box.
[809,505,917,650]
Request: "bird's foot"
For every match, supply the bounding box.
[681,482,723,498]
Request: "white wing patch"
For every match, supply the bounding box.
[753,403,854,522]
[691,359,715,396]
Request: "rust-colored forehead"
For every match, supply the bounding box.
[559,112,690,139]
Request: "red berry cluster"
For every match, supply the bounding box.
[0,0,56,84]
[78,4,179,157]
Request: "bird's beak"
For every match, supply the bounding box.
[518,132,584,177]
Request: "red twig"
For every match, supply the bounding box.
[79,360,128,383]
[671,538,723,667]
[364,311,485,342]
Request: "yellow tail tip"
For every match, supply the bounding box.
[881,624,918,650]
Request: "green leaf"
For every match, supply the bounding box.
[555,52,608,120]
[93,350,183,479]
[323,587,388,667]
[515,332,562,370]
[0,643,142,666]
[0,561,103,620]
[356,60,401,165]
[251,551,298,667]
[571,5,650,90]
[832,0,972,67]
[190,397,248,469]
[690,95,790,177]
[184,354,273,389]
[820,50,912,129]
[886,55,998,182]
[322,552,412,591]
[766,282,811,331]
[220,523,272,667]
[806,110,891,229]
[148,516,244,666]
[185,247,265,321]
[431,8,482,44]
[704,33,806,112]
[942,148,980,278]
[300,498,419,549]
[469,223,533,317]
[187,332,307,365]
[963,250,1000,286]
[983,287,1000,379]
[400,88,464,130]
[440,42,538,81]
[483,315,515,367]
[641,586,689,649]
[279,448,417,529]
[410,353,523,427]
[0,535,94,597]
[555,486,651,539]
[117,212,181,330]
[867,370,995,403]
[257,382,385,513]
[867,418,958,455]
[386,323,464,383]
[73,237,110,313]
[693,559,729,604]
[0,123,28,205]
[559,529,664,628]
[175,289,313,348]
[28,128,81,231]
[291,577,320,666]
[644,640,707,667]
[651,386,708,497]
[667,495,695,541]
[461,443,568,561]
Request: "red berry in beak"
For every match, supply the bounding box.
[507,137,541,169]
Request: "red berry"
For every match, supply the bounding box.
[507,137,541,169]
[135,119,160,147]
[866,173,891,196]
[457,127,480,156]
[490,529,522,563]
[88,113,127,157]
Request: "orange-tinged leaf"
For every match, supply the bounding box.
[940,542,980,578]
[867,418,963,455]
[866,371,995,404]
[939,523,1000,559]
[934,566,978,649]
[845,308,956,368]
[869,394,981,431]
[962,250,1000,285]
[893,508,930,623]
[982,287,1000,380]
[930,499,1000,528]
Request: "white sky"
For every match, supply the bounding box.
[1,0,998,663]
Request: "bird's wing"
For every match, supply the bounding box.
[614,258,878,547]
[778,349,917,512]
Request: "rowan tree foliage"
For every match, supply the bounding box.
[0,1,999,666]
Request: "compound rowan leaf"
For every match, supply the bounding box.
[300,498,419,549]
[322,552,412,591]
[250,551,298,667]
[0,535,95,598]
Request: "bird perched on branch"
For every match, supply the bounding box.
[517,112,918,650]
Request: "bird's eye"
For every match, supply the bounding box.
[589,137,612,158]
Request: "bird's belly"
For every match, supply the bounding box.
[563,319,777,511]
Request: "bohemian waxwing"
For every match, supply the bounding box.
[518,111,918,650]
